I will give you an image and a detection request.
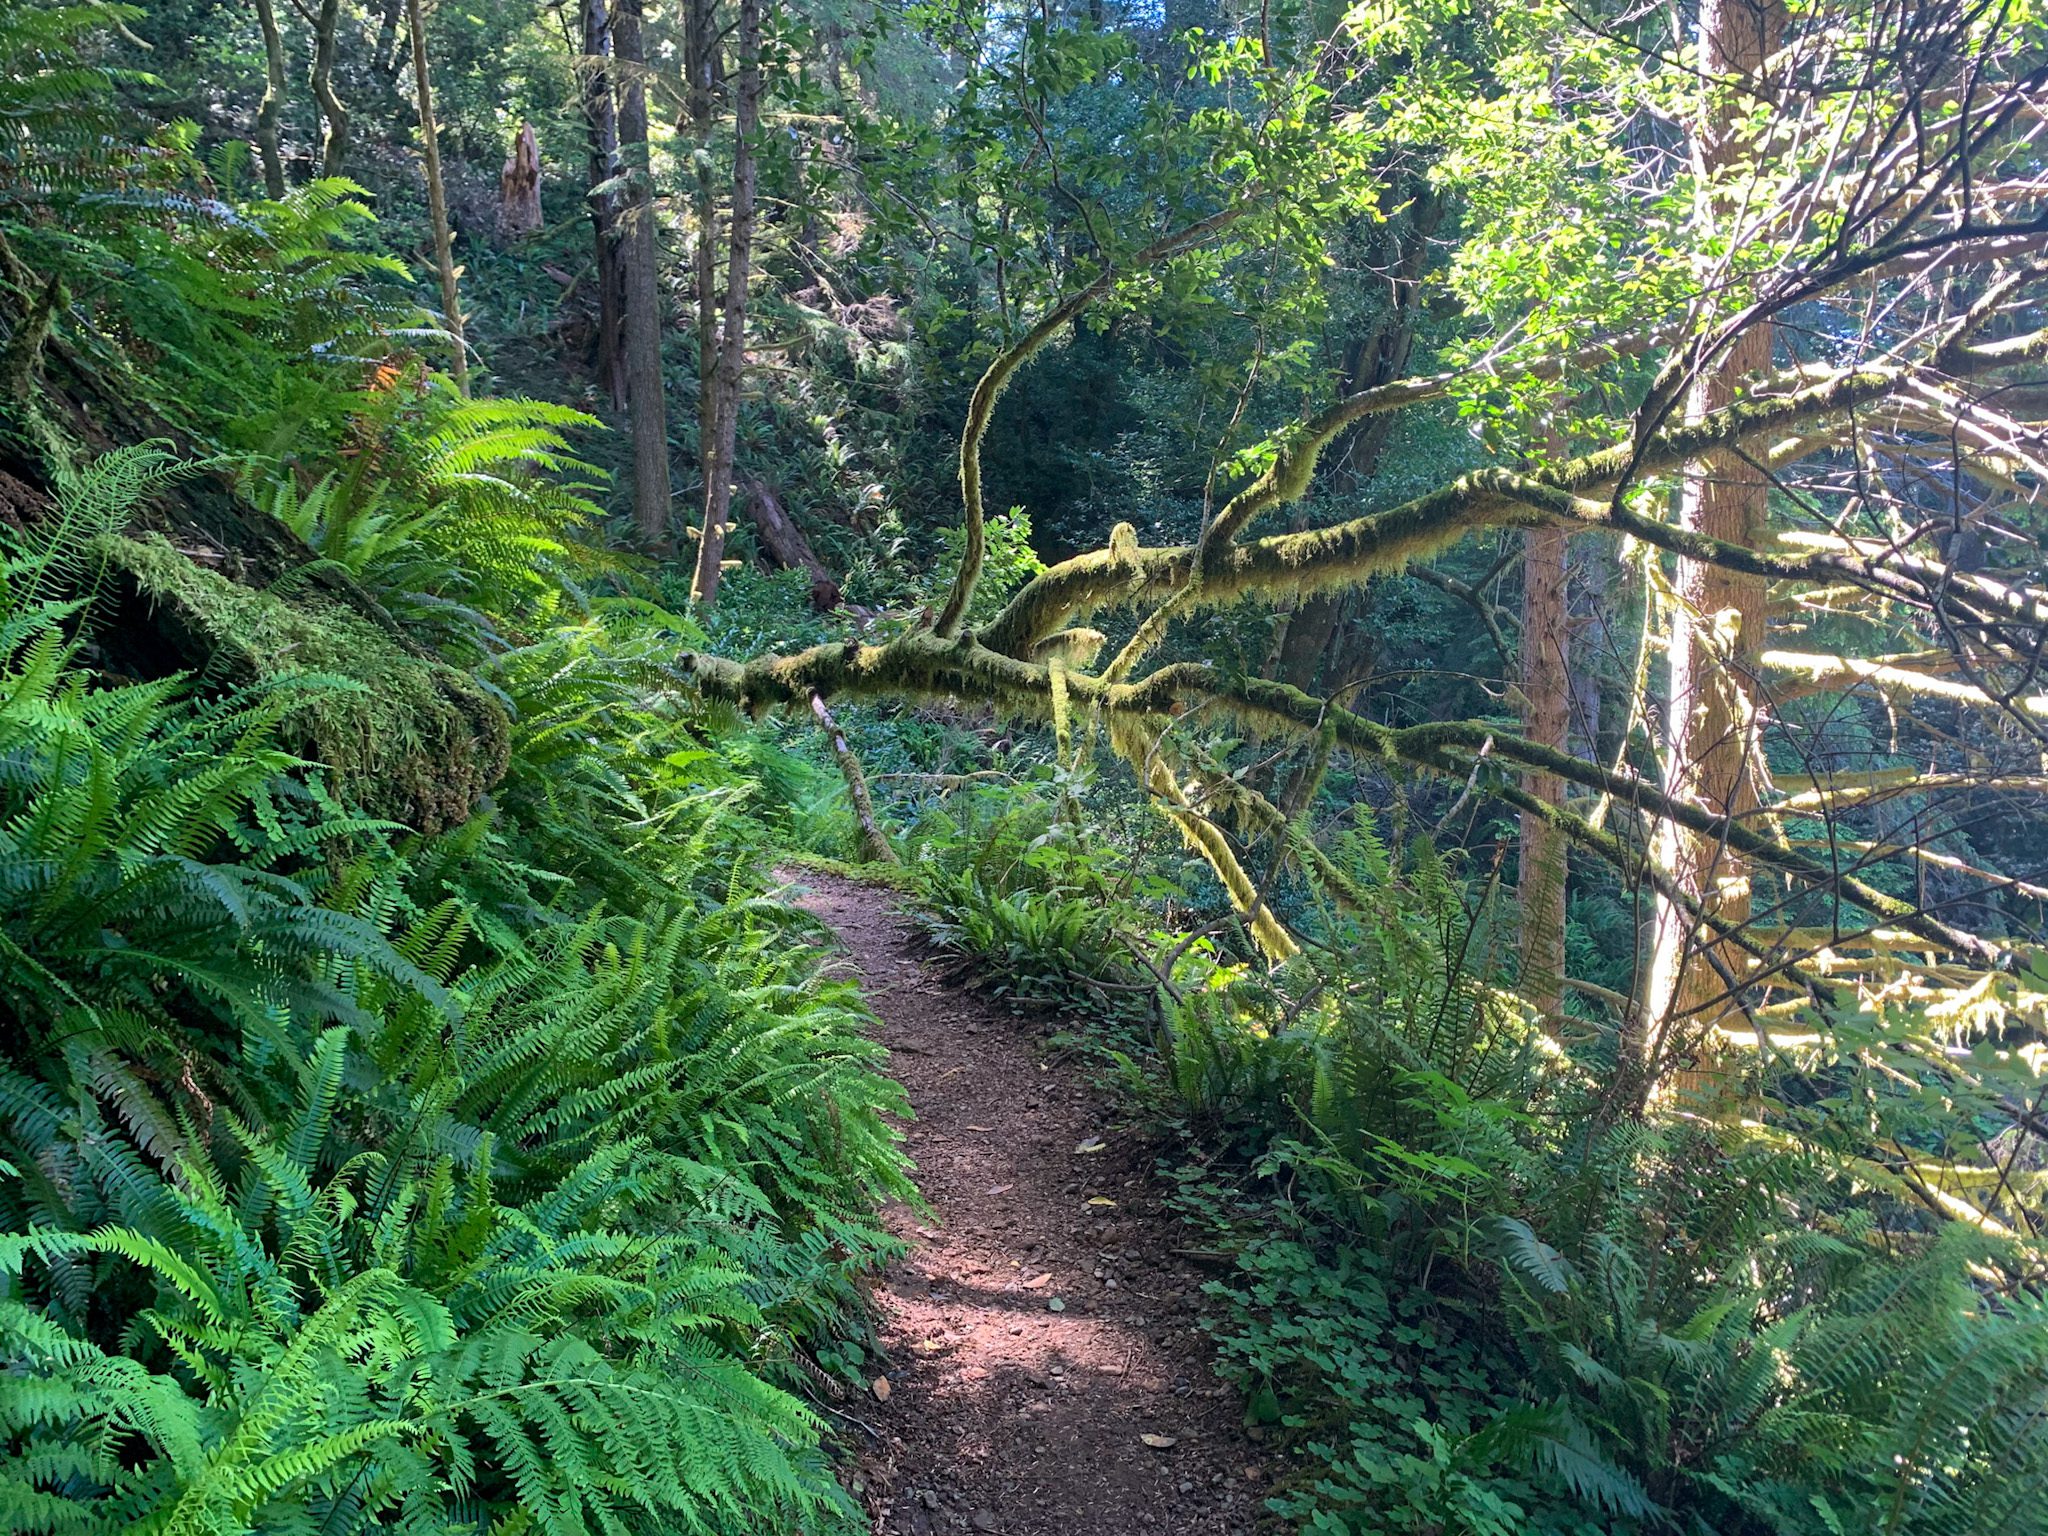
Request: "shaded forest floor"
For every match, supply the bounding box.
[790,871,1269,1536]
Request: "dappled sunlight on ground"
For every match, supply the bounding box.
[791,873,1268,1536]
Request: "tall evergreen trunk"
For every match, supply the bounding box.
[406,0,467,394]
[1518,518,1569,1026]
[1571,541,1611,758]
[1643,0,1785,1101]
[253,0,288,199]
[310,0,349,178]
[686,0,719,573]
[612,0,673,548]
[689,0,760,608]
[579,0,627,411]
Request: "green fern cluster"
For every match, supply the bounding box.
[1489,1154,2048,1534]
[0,6,418,477]
[0,455,421,1042]
[0,461,911,1534]
[0,1,154,209]
[903,780,1137,1011]
[254,390,619,654]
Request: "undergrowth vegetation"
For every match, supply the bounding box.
[0,26,908,1524]
[887,769,2048,1535]
[0,453,911,1536]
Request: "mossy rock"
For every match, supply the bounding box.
[95,532,509,832]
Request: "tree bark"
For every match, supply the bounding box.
[1272,184,1436,692]
[497,121,543,242]
[1570,539,1612,758]
[740,474,840,610]
[253,0,289,199]
[689,0,761,608]
[579,0,627,411]
[372,0,408,85]
[612,0,673,548]
[1274,590,1345,694]
[812,692,897,864]
[1643,0,1786,1099]
[406,0,467,395]
[1518,520,1569,1026]
[310,0,349,178]
[686,0,719,570]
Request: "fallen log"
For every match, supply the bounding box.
[739,472,840,610]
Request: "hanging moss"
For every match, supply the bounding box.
[94,533,508,832]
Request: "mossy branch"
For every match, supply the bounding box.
[677,630,1997,963]
[985,333,2048,658]
[933,202,1254,638]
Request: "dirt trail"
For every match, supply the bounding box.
[789,870,1268,1536]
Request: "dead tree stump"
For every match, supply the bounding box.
[497,121,543,242]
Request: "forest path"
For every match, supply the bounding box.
[787,870,1269,1536]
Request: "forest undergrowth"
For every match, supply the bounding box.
[873,766,2048,1536]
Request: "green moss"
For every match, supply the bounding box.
[99,533,508,831]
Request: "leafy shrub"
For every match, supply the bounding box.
[1170,1176,1599,1536]
[929,507,1044,627]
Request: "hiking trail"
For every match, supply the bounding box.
[789,870,1270,1536]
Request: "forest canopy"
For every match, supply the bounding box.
[5,0,2048,1532]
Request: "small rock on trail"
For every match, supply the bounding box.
[789,871,1267,1536]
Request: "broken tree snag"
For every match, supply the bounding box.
[498,121,543,242]
[811,691,898,864]
[741,474,840,610]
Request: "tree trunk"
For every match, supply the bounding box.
[1275,591,1345,694]
[253,0,289,199]
[372,0,407,78]
[686,0,719,572]
[1518,520,1569,1026]
[406,0,467,395]
[579,0,627,411]
[612,0,673,548]
[812,692,897,864]
[1643,0,1785,1101]
[1571,539,1612,758]
[310,0,349,178]
[740,474,840,610]
[497,121,543,242]
[689,0,760,608]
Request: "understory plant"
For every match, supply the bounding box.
[0,462,909,1535]
[899,768,2048,1536]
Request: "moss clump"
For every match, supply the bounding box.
[99,533,509,831]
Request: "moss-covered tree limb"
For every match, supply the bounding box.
[933,202,1255,637]
[810,691,897,864]
[984,332,2048,658]
[677,630,1997,963]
